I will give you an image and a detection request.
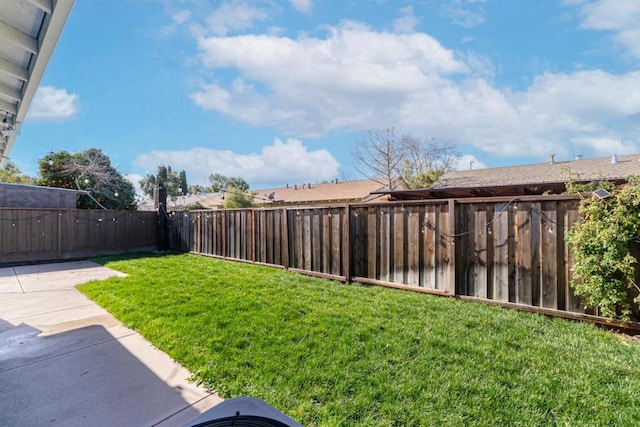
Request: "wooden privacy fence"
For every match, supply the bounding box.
[166,195,599,319]
[0,208,157,265]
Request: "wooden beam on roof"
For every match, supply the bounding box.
[0,57,29,81]
[0,81,22,101]
[0,20,38,54]
[27,0,53,14]
[0,98,18,116]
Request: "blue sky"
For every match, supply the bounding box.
[11,0,640,190]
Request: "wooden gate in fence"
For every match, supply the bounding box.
[167,195,588,317]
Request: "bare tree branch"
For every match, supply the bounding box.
[352,126,459,190]
[352,126,407,190]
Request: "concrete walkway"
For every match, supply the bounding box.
[0,261,222,426]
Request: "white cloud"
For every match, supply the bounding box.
[192,22,468,136]
[172,9,191,25]
[187,19,640,162]
[290,0,313,15]
[27,86,79,122]
[573,0,640,58]
[455,154,486,171]
[439,0,488,28]
[133,138,340,187]
[200,0,270,36]
[393,6,419,33]
[124,173,145,196]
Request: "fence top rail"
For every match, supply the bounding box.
[168,192,587,215]
[450,193,584,204]
[0,207,156,214]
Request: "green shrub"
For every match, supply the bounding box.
[566,176,640,320]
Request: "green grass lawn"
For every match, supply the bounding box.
[79,253,640,426]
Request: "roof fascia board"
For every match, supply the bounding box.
[0,19,38,53]
[3,0,75,159]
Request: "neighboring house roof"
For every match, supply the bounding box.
[0,0,75,161]
[384,154,640,200]
[251,178,399,206]
[146,178,403,211]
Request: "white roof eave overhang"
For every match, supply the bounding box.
[0,0,75,162]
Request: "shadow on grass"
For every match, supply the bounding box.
[92,251,183,265]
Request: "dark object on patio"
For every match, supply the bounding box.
[183,396,302,427]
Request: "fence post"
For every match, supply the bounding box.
[157,186,168,251]
[282,208,290,269]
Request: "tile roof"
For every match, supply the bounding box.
[431,154,640,189]
[252,179,391,205]
[139,178,396,211]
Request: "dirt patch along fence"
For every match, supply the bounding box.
[166,195,601,319]
[0,208,157,265]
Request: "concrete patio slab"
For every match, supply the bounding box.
[0,269,22,293]
[0,260,222,426]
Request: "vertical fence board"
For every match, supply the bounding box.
[312,210,321,272]
[266,211,273,264]
[322,209,331,274]
[515,203,533,305]
[457,204,470,295]
[294,210,303,269]
[422,205,437,289]
[331,210,342,276]
[379,206,390,282]
[353,207,367,277]
[541,201,558,309]
[367,207,378,280]
[407,206,420,287]
[473,204,488,298]
[437,203,450,292]
[393,207,405,283]
[274,211,281,265]
[492,202,507,302]
[343,205,351,280]
[530,203,542,307]
[303,211,312,271]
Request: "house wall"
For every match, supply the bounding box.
[0,183,79,208]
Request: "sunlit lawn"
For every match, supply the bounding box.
[79,253,640,426]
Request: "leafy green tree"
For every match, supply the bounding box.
[179,170,188,194]
[37,149,136,209]
[223,184,255,209]
[209,173,249,192]
[139,165,186,198]
[0,161,33,184]
[188,184,208,194]
[401,136,459,189]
